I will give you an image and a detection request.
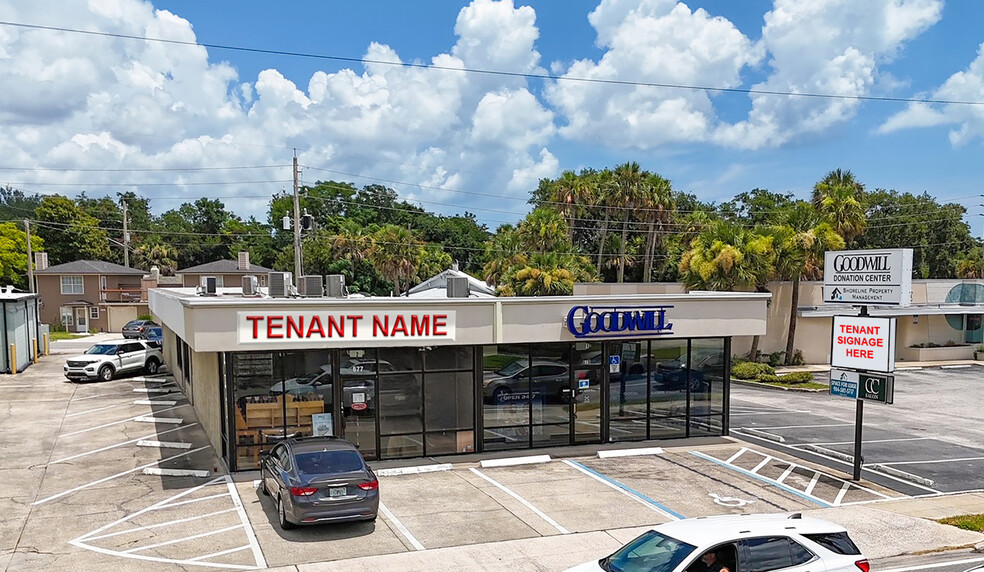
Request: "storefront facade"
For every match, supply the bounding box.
[149,288,769,471]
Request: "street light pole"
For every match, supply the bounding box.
[293,150,302,286]
[122,199,129,267]
[24,219,34,293]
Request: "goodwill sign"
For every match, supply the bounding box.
[823,249,912,307]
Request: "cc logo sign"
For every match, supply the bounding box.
[865,378,880,394]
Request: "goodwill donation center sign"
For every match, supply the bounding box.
[830,315,895,373]
[238,311,455,344]
[823,248,913,307]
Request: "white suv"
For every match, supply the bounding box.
[566,513,867,572]
[64,339,164,382]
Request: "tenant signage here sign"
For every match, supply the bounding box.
[830,316,896,373]
[823,248,912,307]
[238,311,455,345]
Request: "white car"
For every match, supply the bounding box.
[565,513,867,572]
[64,339,164,381]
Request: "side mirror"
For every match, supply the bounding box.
[259,450,271,458]
[117,349,126,355]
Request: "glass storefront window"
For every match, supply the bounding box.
[483,344,531,450]
[341,348,378,460]
[530,343,573,425]
[572,342,602,443]
[689,338,725,435]
[379,372,423,435]
[648,339,688,440]
[608,340,648,441]
[426,345,473,371]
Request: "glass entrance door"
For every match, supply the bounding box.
[339,349,378,460]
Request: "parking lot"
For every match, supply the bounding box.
[2,341,981,571]
[730,365,984,495]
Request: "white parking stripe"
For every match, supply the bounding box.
[33,446,208,505]
[121,524,243,554]
[188,546,252,562]
[61,405,188,437]
[725,448,747,464]
[378,501,425,551]
[66,403,132,417]
[562,460,681,521]
[469,468,570,534]
[808,437,932,447]
[49,424,197,465]
[156,492,231,510]
[729,410,813,416]
[777,465,796,484]
[833,482,851,505]
[880,456,984,466]
[134,416,183,424]
[751,456,772,473]
[0,385,34,389]
[85,509,238,541]
[804,473,821,496]
[754,423,853,430]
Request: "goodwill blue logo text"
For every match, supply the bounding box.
[566,305,673,338]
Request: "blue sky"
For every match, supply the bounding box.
[1,0,983,234]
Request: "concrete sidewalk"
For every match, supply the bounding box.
[259,496,984,572]
[777,359,983,374]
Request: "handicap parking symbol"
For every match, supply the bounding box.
[708,493,754,507]
[609,355,620,373]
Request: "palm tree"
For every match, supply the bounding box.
[679,221,775,292]
[331,219,371,264]
[640,173,674,282]
[956,248,984,279]
[134,242,178,276]
[518,208,570,254]
[497,252,595,297]
[594,169,616,273]
[549,171,591,241]
[770,202,845,364]
[611,162,646,283]
[812,169,867,245]
[369,224,423,295]
[482,227,526,287]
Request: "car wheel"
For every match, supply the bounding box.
[98,365,114,382]
[145,358,160,375]
[278,496,296,530]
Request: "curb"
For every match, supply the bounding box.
[868,463,936,487]
[480,455,551,468]
[737,427,785,443]
[376,463,453,477]
[802,444,855,464]
[597,447,663,459]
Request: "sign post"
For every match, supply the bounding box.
[824,249,909,481]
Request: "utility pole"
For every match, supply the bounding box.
[292,149,302,286]
[24,219,34,293]
[122,198,130,267]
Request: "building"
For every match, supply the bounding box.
[149,283,769,471]
[578,280,984,364]
[35,261,149,333]
[176,253,272,289]
[0,290,40,373]
[405,266,495,298]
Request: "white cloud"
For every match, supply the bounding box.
[547,1,763,148]
[714,0,942,148]
[879,42,984,145]
[0,0,558,224]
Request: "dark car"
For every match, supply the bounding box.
[656,352,724,391]
[260,436,378,529]
[483,359,571,404]
[122,319,159,339]
[140,326,163,348]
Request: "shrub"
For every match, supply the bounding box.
[778,371,815,384]
[138,314,153,321]
[767,351,785,367]
[944,340,958,347]
[732,361,774,380]
[789,350,806,366]
[758,373,781,383]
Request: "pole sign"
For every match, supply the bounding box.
[823,249,913,307]
[829,369,860,399]
[831,315,896,373]
[859,372,894,404]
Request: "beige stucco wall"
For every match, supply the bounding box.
[189,351,222,456]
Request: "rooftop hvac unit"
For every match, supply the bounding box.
[447,276,470,298]
[35,252,49,271]
[268,271,292,298]
[242,275,259,296]
[299,275,324,297]
[237,251,251,271]
[200,276,217,296]
[326,274,346,297]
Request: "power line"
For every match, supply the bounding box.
[0,164,288,173]
[3,20,984,107]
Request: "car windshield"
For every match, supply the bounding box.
[295,450,364,475]
[496,361,525,376]
[84,344,119,355]
[601,530,695,572]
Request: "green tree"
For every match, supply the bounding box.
[416,246,454,282]
[369,224,424,295]
[518,207,570,254]
[133,242,178,275]
[770,202,845,364]
[496,252,595,297]
[640,173,674,282]
[812,169,867,245]
[679,221,775,291]
[611,162,646,283]
[0,222,43,289]
[0,187,41,221]
[160,198,234,268]
[34,196,111,264]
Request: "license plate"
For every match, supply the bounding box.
[329,487,346,498]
